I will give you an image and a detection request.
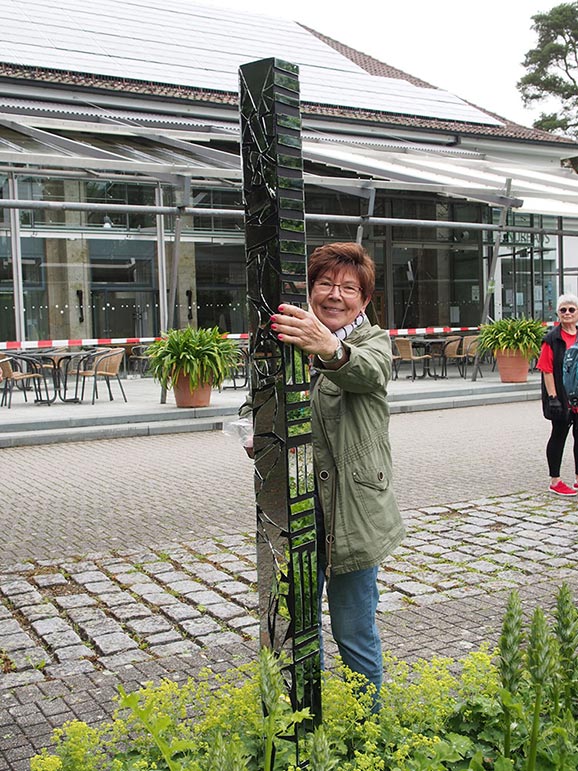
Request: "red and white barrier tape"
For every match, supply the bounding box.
[0,328,480,351]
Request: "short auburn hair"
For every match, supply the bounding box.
[308,242,375,301]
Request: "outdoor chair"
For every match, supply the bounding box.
[393,337,435,380]
[224,344,249,390]
[0,354,49,407]
[73,348,128,404]
[461,335,483,379]
[128,344,151,377]
[441,338,467,378]
[390,340,401,380]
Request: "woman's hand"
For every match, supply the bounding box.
[271,304,337,359]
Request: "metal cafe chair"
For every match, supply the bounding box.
[224,344,249,390]
[393,337,435,380]
[461,335,483,379]
[440,337,467,378]
[390,339,401,380]
[128,344,151,376]
[73,348,128,404]
[0,353,50,407]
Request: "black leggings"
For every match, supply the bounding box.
[547,414,578,477]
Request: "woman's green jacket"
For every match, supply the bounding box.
[312,320,405,575]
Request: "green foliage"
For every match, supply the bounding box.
[146,326,239,391]
[478,316,545,358]
[29,585,578,771]
[517,3,578,136]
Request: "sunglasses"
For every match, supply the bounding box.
[559,307,577,314]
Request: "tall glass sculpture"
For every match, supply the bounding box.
[239,58,321,746]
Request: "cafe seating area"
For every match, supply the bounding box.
[391,333,486,381]
[0,346,130,408]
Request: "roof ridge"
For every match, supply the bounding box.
[298,23,577,147]
[299,24,438,89]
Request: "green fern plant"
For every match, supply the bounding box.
[146,326,239,392]
[478,317,544,359]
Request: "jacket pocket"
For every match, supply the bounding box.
[317,378,342,420]
[352,466,389,491]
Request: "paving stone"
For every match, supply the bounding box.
[0,671,44,690]
[163,604,201,622]
[140,591,180,606]
[183,589,224,606]
[0,581,34,597]
[83,581,118,594]
[147,640,199,656]
[125,617,173,635]
[0,632,36,652]
[180,618,221,637]
[208,602,245,621]
[97,591,137,607]
[0,620,21,636]
[9,593,44,609]
[108,603,153,621]
[53,594,97,609]
[99,650,151,669]
[93,633,139,655]
[54,644,94,662]
[8,648,50,671]
[145,630,183,645]
[31,574,67,588]
[196,631,244,647]
[42,630,84,649]
[394,581,436,596]
[44,661,96,678]
[154,571,192,585]
[164,580,203,594]
[31,618,71,636]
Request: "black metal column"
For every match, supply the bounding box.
[239,57,321,745]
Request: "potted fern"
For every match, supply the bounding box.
[478,316,544,383]
[146,326,239,407]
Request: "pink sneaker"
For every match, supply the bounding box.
[550,481,577,496]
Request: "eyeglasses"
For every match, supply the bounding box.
[314,280,362,298]
[559,307,577,314]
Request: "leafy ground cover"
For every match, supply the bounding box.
[31,583,578,770]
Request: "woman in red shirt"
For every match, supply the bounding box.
[537,293,578,496]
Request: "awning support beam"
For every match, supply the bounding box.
[2,197,578,237]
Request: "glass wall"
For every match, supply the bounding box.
[0,234,15,340]
[488,211,564,322]
[387,197,483,328]
[195,243,247,333]
[3,169,578,341]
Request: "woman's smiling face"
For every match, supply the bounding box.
[310,266,369,332]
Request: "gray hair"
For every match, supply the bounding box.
[557,293,578,311]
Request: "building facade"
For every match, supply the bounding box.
[2,0,578,342]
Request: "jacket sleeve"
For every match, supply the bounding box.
[317,327,391,394]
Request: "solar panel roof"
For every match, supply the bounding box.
[2,0,503,127]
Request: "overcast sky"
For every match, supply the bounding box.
[198,0,560,129]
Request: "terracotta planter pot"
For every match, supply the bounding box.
[172,373,212,408]
[495,350,530,383]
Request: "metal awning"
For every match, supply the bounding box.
[302,140,578,217]
[1,108,578,218]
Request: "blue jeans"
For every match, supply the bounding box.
[317,554,383,696]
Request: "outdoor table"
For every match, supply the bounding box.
[31,349,92,403]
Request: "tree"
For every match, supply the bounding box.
[518,2,578,136]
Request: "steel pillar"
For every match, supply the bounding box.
[239,57,321,761]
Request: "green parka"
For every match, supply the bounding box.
[313,320,405,575]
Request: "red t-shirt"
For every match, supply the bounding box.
[537,328,577,373]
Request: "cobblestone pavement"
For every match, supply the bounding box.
[1,401,577,769]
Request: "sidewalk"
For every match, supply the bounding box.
[1,488,576,770]
[0,395,566,771]
[0,365,541,447]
